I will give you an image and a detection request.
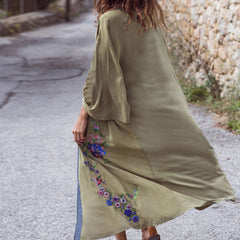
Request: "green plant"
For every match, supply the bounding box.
[226,99,240,132]
[228,100,240,113]
[0,7,7,18]
[9,28,15,35]
[227,120,240,134]
[183,85,208,102]
[15,23,22,32]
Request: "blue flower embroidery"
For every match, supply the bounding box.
[132,216,139,222]
[124,209,132,217]
[106,199,113,206]
[88,143,106,158]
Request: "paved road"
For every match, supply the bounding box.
[1,11,240,240]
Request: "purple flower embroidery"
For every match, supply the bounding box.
[113,196,120,202]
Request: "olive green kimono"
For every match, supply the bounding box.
[74,9,236,240]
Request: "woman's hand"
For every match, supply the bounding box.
[72,107,89,145]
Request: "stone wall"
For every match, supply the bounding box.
[160,0,240,98]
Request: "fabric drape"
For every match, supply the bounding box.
[74,9,236,240]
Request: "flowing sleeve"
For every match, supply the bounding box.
[82,16,131,123]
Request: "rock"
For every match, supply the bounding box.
[233,27,240,41]
[230,68,240,84]
[227,23,236,35]
[222,59,232,74]
[219,19,227,35]
[230,0,240,4]
[207,40,218,58]
[232,50,240,61]
[236,6,240,20]
[218,46,228,60]
[213,58,224,74]
[195,69,206,81]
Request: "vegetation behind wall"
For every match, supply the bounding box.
[0,0,55,17]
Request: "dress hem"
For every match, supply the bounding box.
[77,192,236,240]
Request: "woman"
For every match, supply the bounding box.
[72,1,236,240]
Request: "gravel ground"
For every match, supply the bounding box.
[0,11,239,240]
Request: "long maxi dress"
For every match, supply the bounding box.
[74,9,236,240]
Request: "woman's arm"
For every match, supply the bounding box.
[81,16,130,123]
[72,106,89,145]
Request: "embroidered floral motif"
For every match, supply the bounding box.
[132,215,139,222]
[83,160,99,173]
[80,119,110,164]
[124,209,132,217]
[126,204,132,209]
[106,199,113,206]
[126,188,139,200]
[91,175,106,186]
[120,197,127,204]
[98,189,104,196]
[113,196,120,202]
[79,117,140,223]
[88,143,106,158]
[115,202,121,208]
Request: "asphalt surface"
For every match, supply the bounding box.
[1,11,240,240]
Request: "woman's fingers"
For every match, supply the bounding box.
[76,131,80,141]
[72,113,88,144]
[73,129,86,143]
[72,128,80,142]
[74,131,79,142]
[79,130,85,141]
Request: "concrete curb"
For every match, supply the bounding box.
[0,11,61,36]
[0,0,90,36]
